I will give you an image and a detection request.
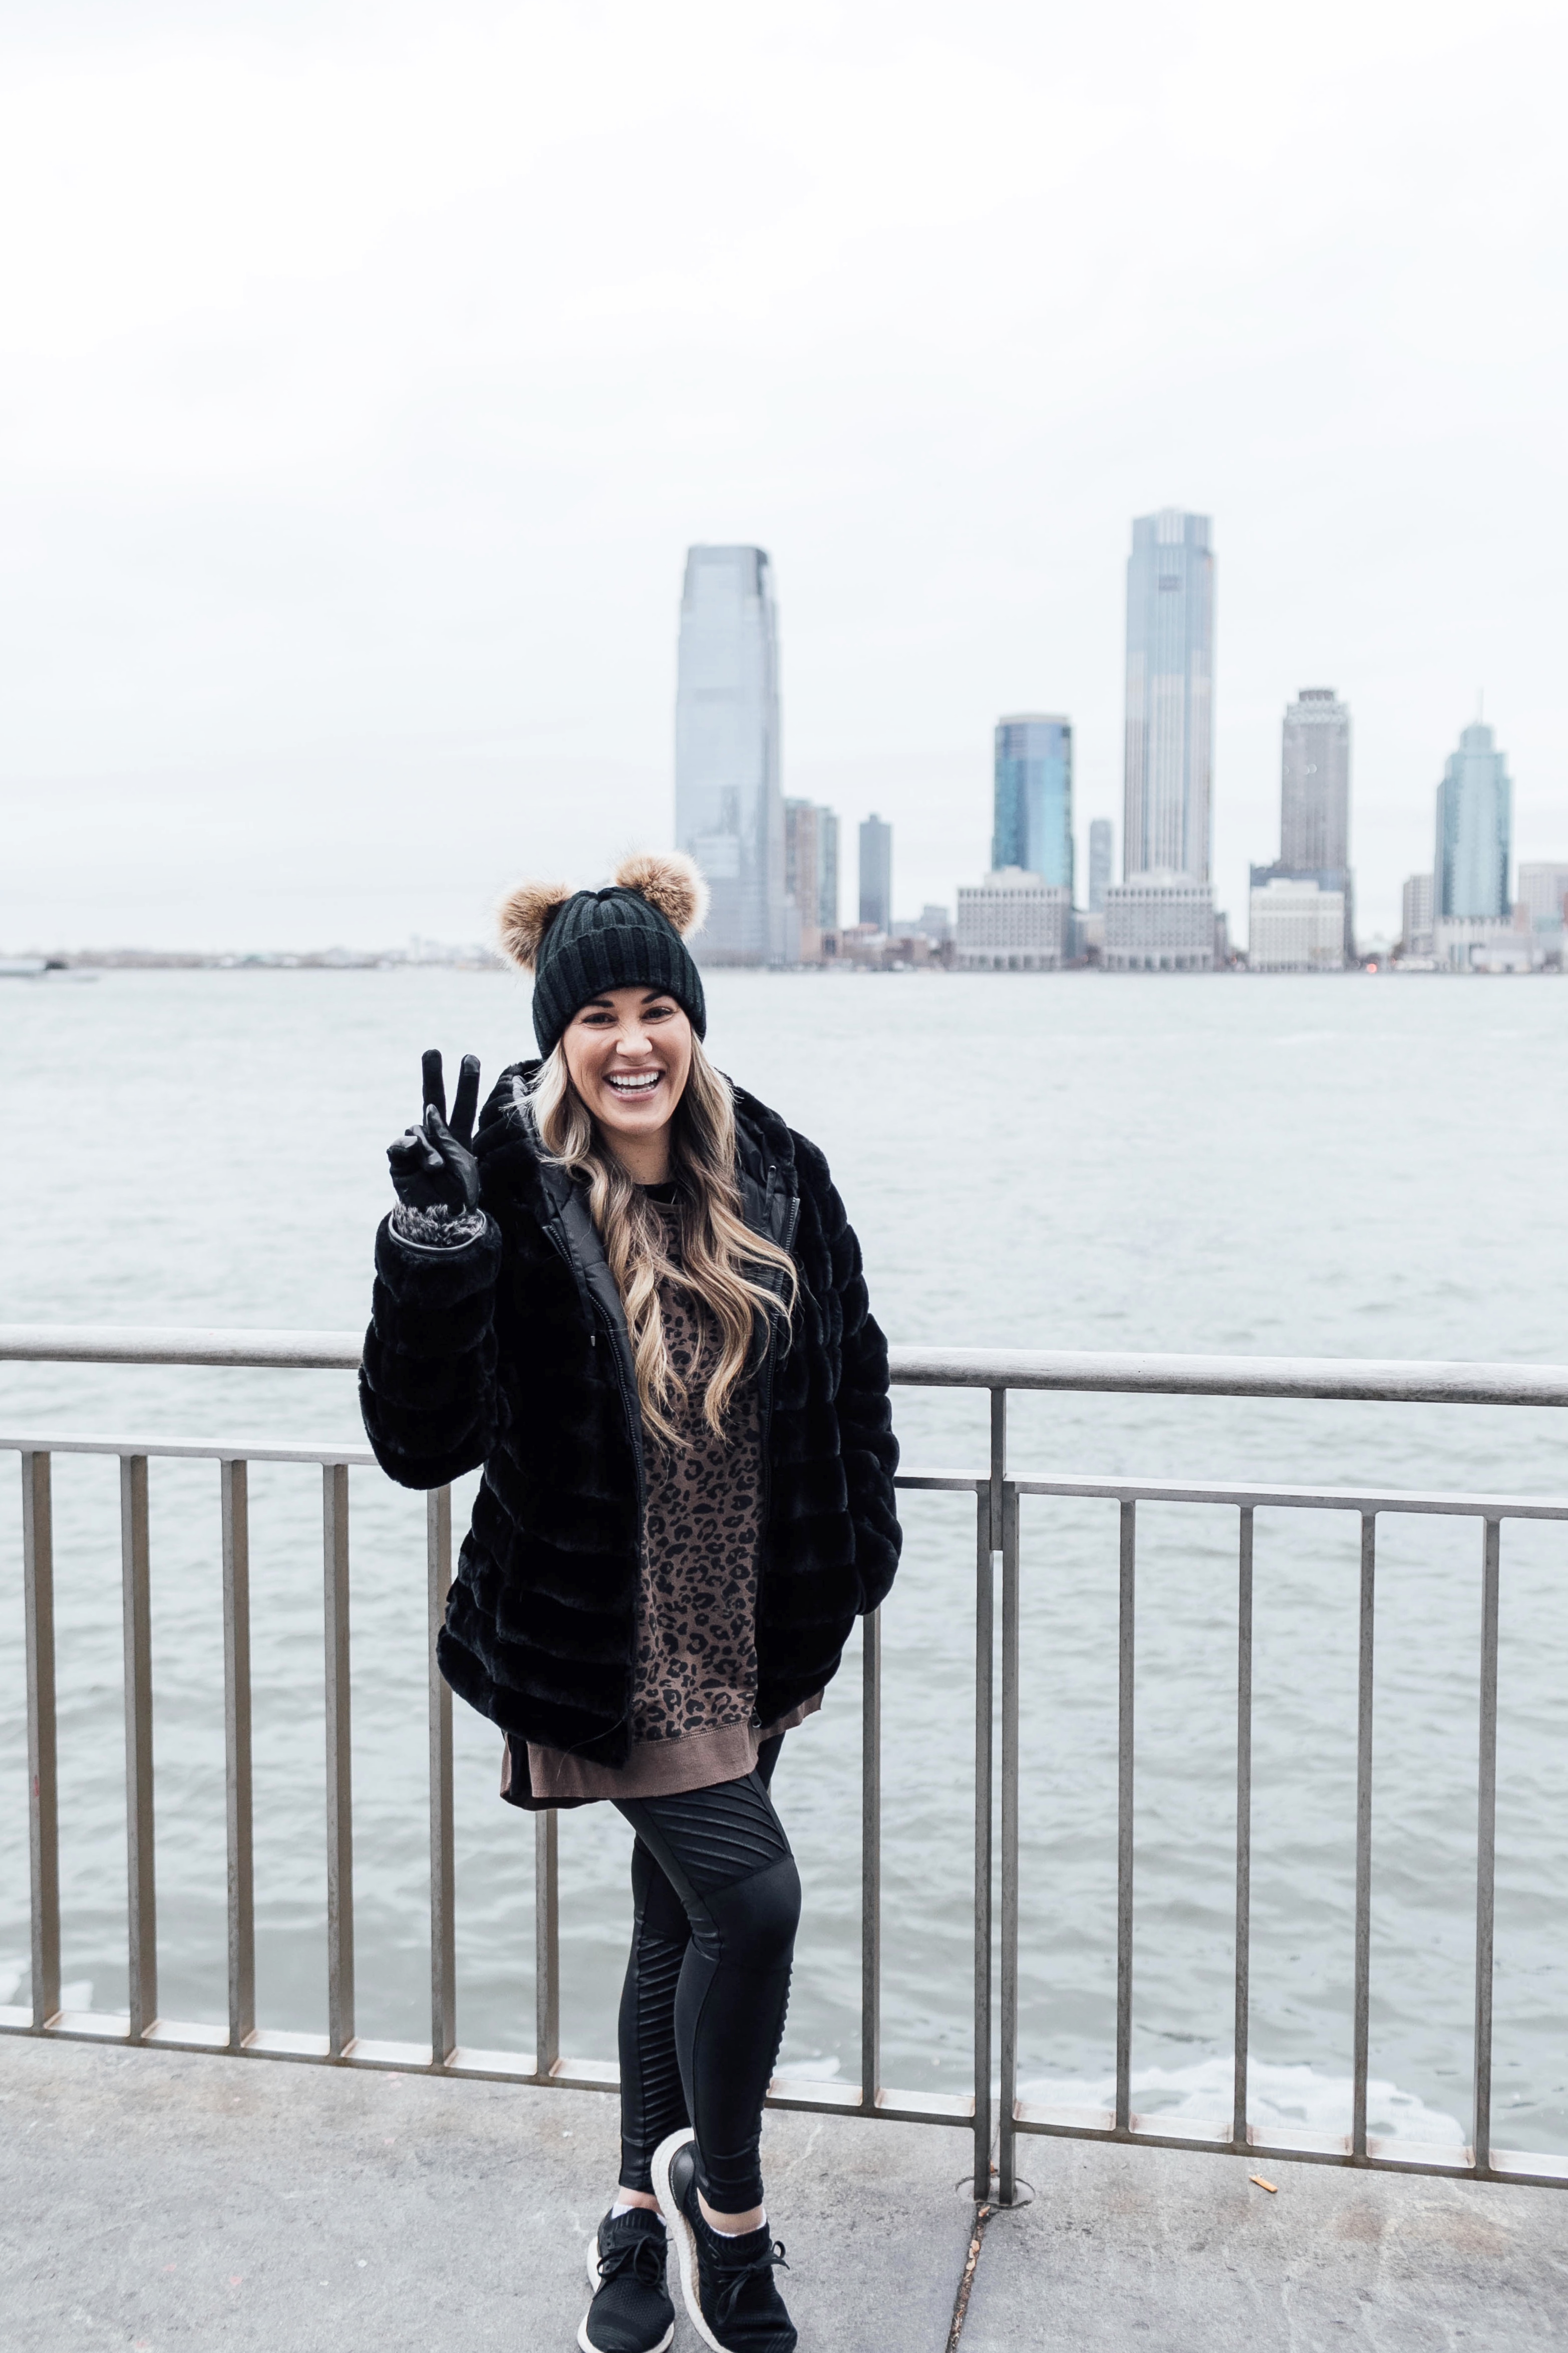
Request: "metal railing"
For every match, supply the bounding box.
[4,1324,1567,2202]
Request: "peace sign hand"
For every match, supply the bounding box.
[387,1049,482,1215]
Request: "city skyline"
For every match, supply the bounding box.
[4,7,1565,957]
[662,532,1555,972]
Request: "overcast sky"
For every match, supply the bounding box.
[2,0,1564,951]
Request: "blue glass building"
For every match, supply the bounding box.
[992,715,1074,894]
[1435,720,1511,919]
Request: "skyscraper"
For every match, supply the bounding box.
[675,545,786,963]
[1250,687,1354,960]
[1122,510,1214,881]
[992,716,1074,894]
[817,808,839,930]
[1435,720,1512,920]
[1401,873,1434,956]
[784,799,840,935]
[1281,688,1351,870]
[859,815,892,931]
[1517,862,1568,931]
[1087,819,1113,913]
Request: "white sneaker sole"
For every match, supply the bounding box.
[576,2228,675,2353]
[651,2129,731,2353]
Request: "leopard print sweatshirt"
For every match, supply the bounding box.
[519,1201,818,1804]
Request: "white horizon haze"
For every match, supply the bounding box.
[2,0,1565,953]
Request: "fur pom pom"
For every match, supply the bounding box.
[612,850,709,939]
[497,879,572,971]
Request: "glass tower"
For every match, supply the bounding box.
[1435,720,1512,919]
[675,545,787,963]
[1122,510,1214,880]
[992,716,1074,894]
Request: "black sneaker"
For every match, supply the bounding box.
[651,2130,796,2353]
[577,2207,674,2353]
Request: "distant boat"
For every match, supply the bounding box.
[0,957,96,981]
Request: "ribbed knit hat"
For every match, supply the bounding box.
[497,852,710,1057]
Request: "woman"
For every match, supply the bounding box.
[360,853,901,2353]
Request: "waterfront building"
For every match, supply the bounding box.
[894,903,952,946]
[1122,510,1214,883]
[1517,861,1568,932]
[1432,917,1538,973]
[1073,910,1106,964]
[1104,873,1215,971]
[1248,878,1347,971]
[675,545,787,963]
[1400,873,1434,957]
[956,870,1070,969]
[1249,861,1353,960]
[1435,720,1511,920]
[1088,819,1113,913]
[859,814,892,932]
[784,798,840,955]
[992,716,1074,894]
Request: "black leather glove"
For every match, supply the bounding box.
[387,1049,482,1215]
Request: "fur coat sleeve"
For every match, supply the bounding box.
[358,1214,504,1489]
[789,1132,901,1616]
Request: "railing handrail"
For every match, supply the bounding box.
[4,1324,1568,1407]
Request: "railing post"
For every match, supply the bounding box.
[535,1810,559,2080]
[121,1454,157,2040]
[859,1604,881,2116]
[988,1388,1008,1554]
[1232,1506,1253,2151]
[998,1480,1021,2204]
[323,1463,355,2059]
[1472,1516,1501,2175]
[1352,1511,1376,2160]
[428,1486,456,2070]
[972,1478,995,2199]
[22,1452,60,2030]
[1115,1499,1136,2135]
[221,1459,255,2050]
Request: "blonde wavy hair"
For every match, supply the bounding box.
[530,1037,797,1446]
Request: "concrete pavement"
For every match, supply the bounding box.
[2,2037,1564,2351]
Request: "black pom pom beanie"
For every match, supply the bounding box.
[528,886,707,1058]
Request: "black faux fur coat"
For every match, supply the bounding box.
[359,1063,901,1789]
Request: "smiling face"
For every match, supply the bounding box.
[559,984,694,1182]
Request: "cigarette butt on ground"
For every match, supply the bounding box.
[1249,2175,1279,2193]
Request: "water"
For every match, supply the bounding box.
[3,967,1566,2156]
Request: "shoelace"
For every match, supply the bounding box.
[596,2234,669,2291]
[710,2238,790,2327]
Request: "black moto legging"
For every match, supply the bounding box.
[613,1738,800,2213]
